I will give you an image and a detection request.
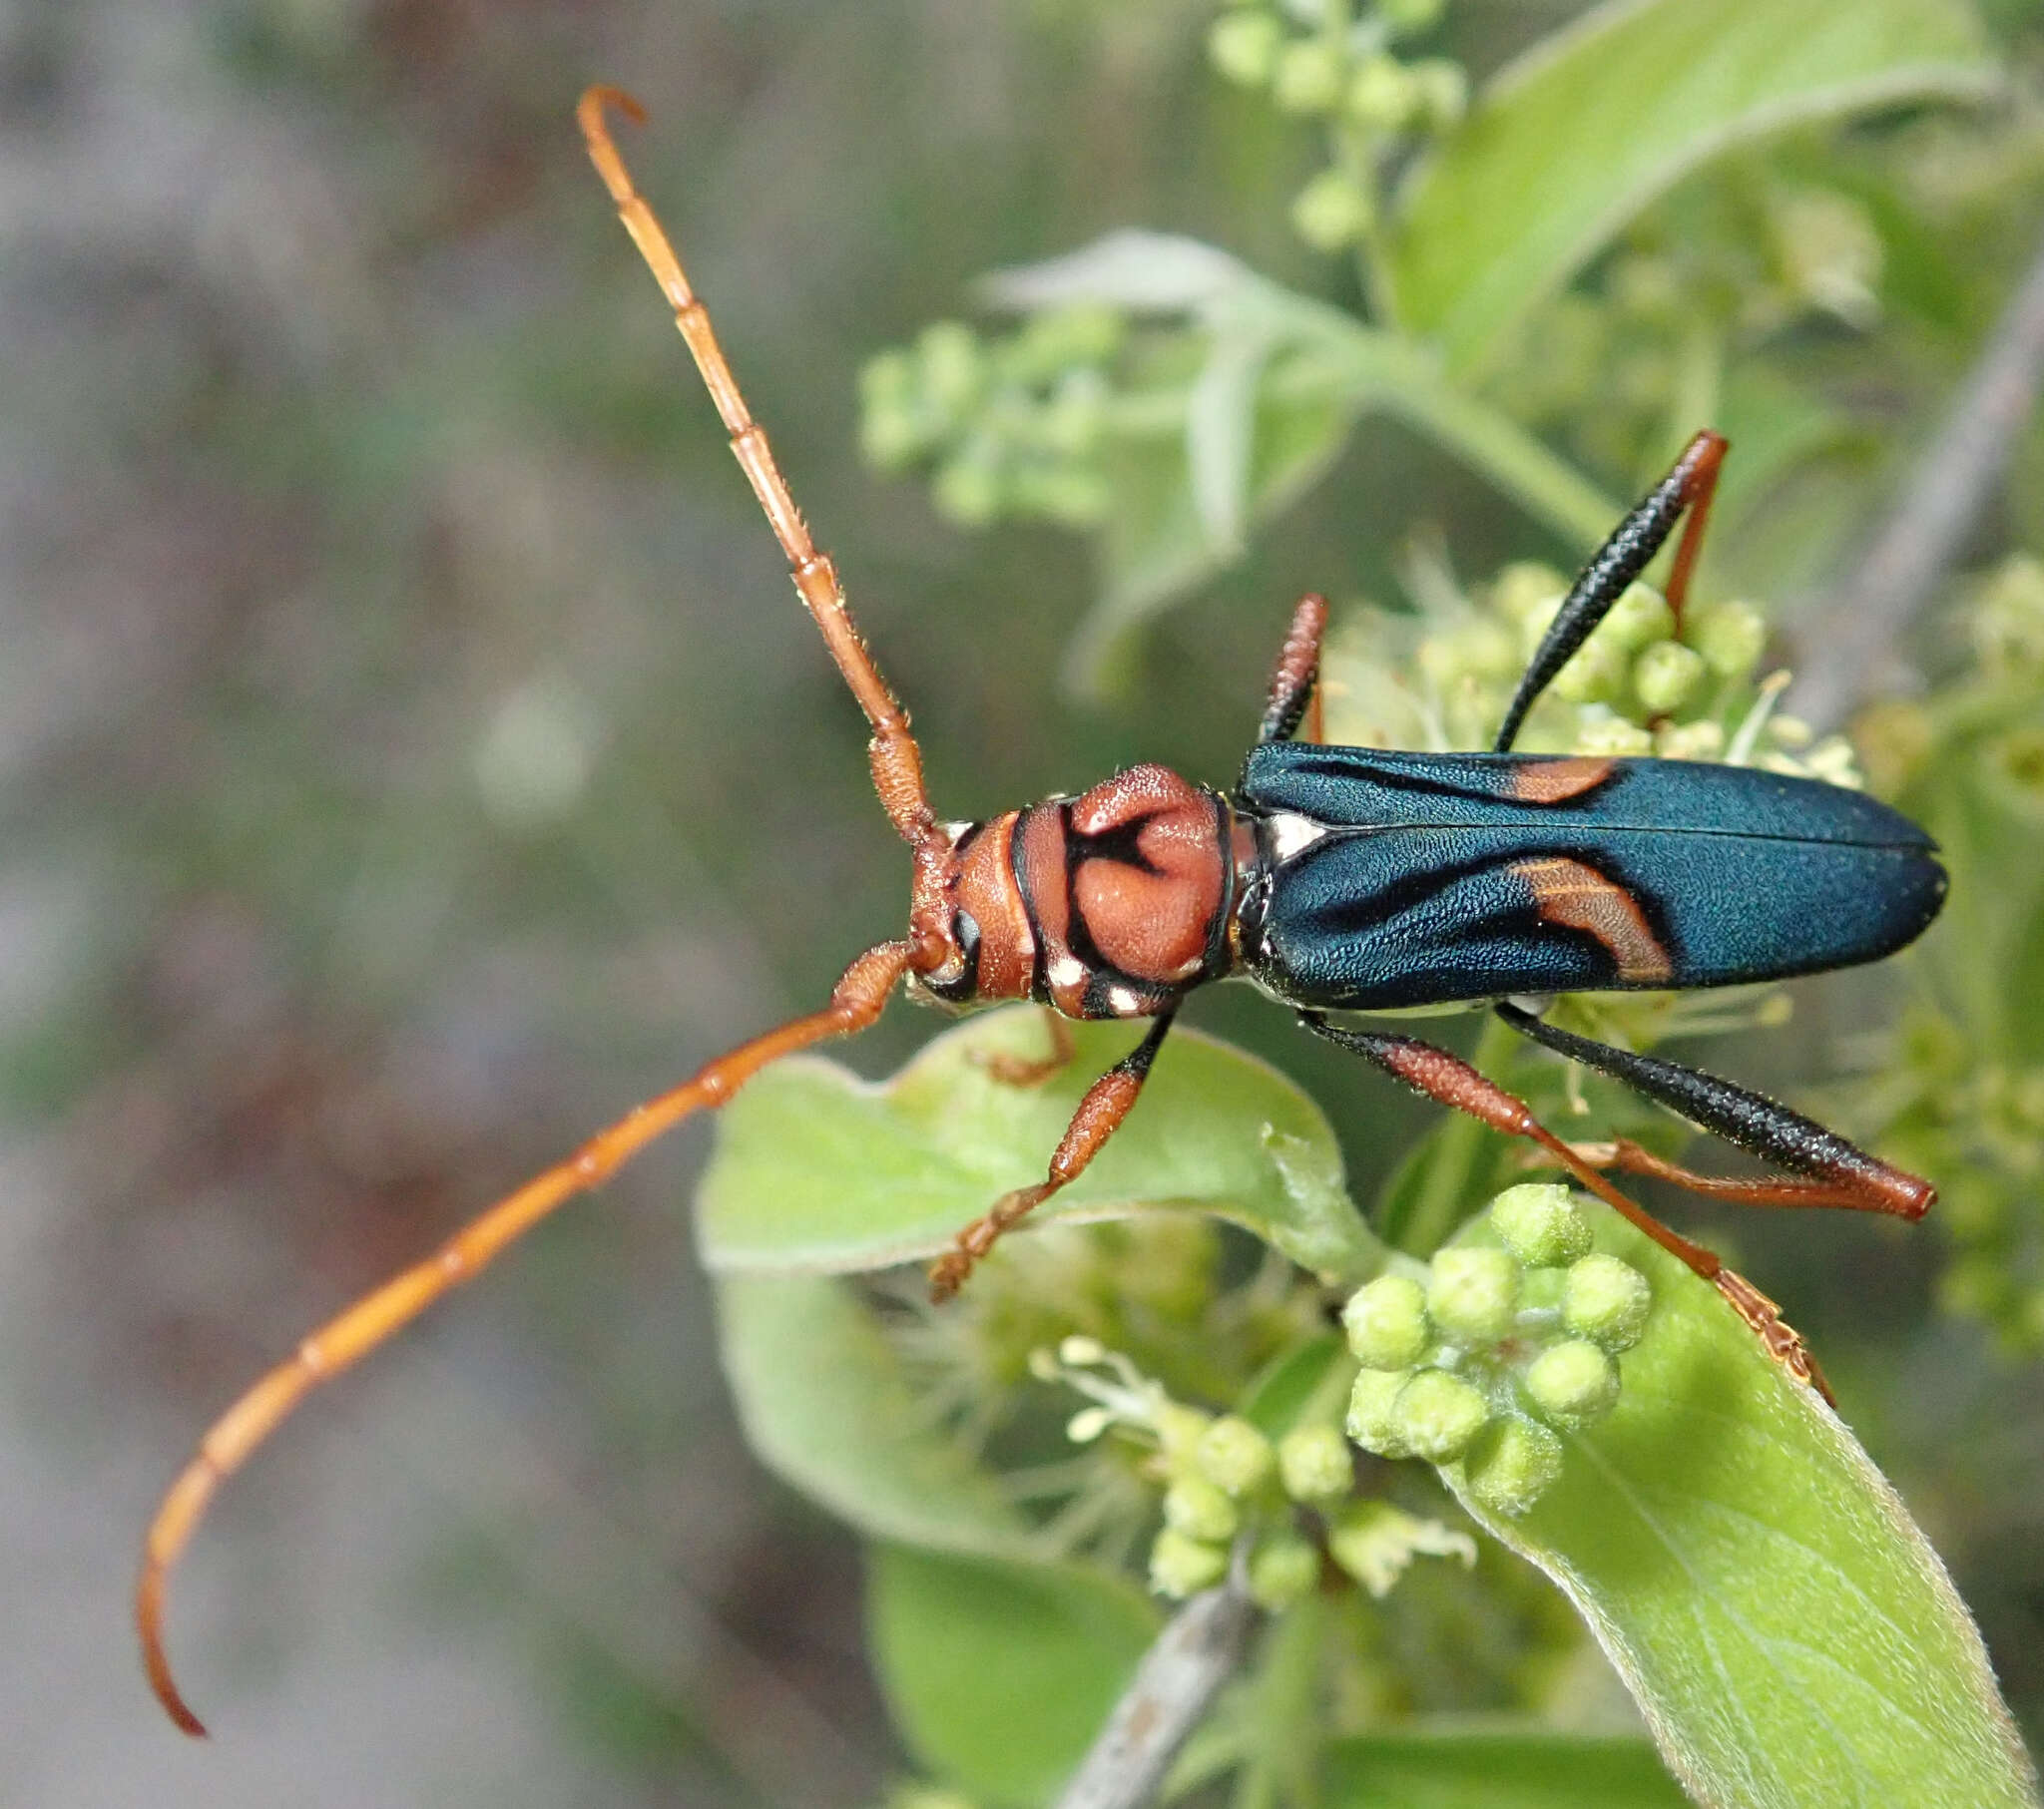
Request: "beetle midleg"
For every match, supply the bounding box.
[138,937,914,1739]
[1495,1002,1933,1218]
[928,1007,1178,1300]
[973,1008,1077,1087]
[1297,1012,1831,1399]
[1494,429,1729,753]
[1257,593,1329,746]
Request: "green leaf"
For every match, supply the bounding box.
[716,1270,1032,1556]
[697,1007,1382,1284]
[1320,1729,1691,1807]
[1070,361,1353,699]
[1389,0,2001,379]
[868,1543,1161,1809]
[1438,1208,2040,1809]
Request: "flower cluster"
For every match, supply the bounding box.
[1342,1185,1655,1518]
[1490,180,1885,480]
[1850,555,2044,1351]
[1205,0,1465,256]
[857,306,1124,529]
[1319,554,1860,791]
[1032,1336,1473,1610]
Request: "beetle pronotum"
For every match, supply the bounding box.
[139,86,1942,1734]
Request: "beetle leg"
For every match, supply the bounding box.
[972,1008,1077,1087]
[1494,429,1728,752]
[1296,1012,1831,1400]
[1258,593,1329,745]
[929,1008,1177,1300]
[1495,1002,1933,1219]
[139,937,914,1738]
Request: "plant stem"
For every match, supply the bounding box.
[1790,220,2044,731]
[1054,1568,1262,1809]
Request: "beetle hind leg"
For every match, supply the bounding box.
[1494,1002,1933,1219]
[1297,1011,1830,1400]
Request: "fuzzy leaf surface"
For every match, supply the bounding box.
[868,1544,1160,1809]
[716,1270,1031,1557]
[1438,1207,2039,1809]
[1319,1729,1690,1807]
[697,1007,1380,1283]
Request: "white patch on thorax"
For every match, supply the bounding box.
[1265,811,1328,862]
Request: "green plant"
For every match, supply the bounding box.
[694,2,2044,1804]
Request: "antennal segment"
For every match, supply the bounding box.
[577,87,933,844]
[139,938,913,1737]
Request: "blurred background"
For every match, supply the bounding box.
[2,1,2041,1803]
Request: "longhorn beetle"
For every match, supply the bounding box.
[139,87,1946,1734]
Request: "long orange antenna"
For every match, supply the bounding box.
[139,940,912,1735]
[578,86,934,846]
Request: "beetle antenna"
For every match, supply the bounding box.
[138,940,913,1737]
[578,88,935,847]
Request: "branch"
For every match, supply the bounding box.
[1790,220,2044,732]
[1053,1570,1262,1809]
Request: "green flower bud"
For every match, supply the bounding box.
[1150,1528,1230,1598]
[1345,1367,1411,1458]
[931,445,1002,527]
[1342,1274,1431,1369]
[1248,1530,1321,1608]
[1164,1475,1241,1543]
[1426,1246,1521,1344]
[1690,601,1768,679]
[1156,1402,1213,1469]
[1278,1423,1354,1505]
[1489,1182,1592,1268]
[1379,0,1445,35]
[1601,582,1675,654]
[1407,59,1468,132]
[1550,633,1631,705]
[1274,41,1346,115]
[1489,561,1568,629]
[1197,1415,1277,1498]
[1563,1253,1654,1351]
[916,320,983,415]
[1207,9,1284,88]
[1572,708,1655,757]
[1393,1368,1492,1463]
[1290,169,1374,252]
[1655,719,1725,761]
[1525,1339,1622,1428]
[1462,1416,1565,1518]
[1634,640,1707,715]
[1327,1500,1476,1595]
[1345,54,1416,132]
[1009,461,1110,528]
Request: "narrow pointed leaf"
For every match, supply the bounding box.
[1390,0,2001,379]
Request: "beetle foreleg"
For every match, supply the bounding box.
[971,1008,1077,1087]
[1296,1011,1830,1400]
[1495,1002,1934,1219]
[929,1008,1177,1299]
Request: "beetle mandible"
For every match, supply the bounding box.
[138,86,1945,1735]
